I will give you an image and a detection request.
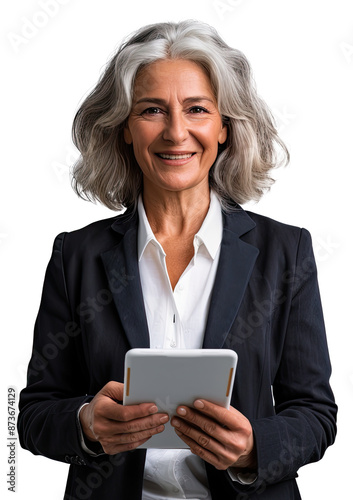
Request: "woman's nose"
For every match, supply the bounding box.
[162,112,189,144]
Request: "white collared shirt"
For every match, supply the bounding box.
[138,190,223,500]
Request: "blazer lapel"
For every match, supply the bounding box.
[100,211,150,349]
[203,209,259,348]
[100,206,258,350]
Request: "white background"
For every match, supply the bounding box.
[1,0,352,498]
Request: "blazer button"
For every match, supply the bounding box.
[64,455,71,463]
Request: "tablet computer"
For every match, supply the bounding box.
[123,348,238,449]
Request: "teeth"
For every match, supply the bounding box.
[158,153,193,160]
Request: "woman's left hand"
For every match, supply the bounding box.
[171,399,257,471]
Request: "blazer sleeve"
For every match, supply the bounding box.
[228,228,337,495]
[17,233,98,467]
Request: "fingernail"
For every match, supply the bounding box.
[177,407,186,416]
[194,400,204,409]
[160,415,169,423]
[171,418,180,427]
[149,405,158,414]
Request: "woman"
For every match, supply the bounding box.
[18,20,337,499]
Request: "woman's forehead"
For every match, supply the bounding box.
[132,59,215,102]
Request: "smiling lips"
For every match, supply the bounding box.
[156,152,196,160]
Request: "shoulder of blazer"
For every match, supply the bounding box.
[58,206,138,256]
[245,210,302,232]
[222,206,305,240]
[241,210,305,245]
[222,208,309,267]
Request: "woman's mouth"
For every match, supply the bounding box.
[156,153,196,160]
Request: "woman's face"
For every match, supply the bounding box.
[124,59,227,196]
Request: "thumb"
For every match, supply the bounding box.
[100,381,124,402]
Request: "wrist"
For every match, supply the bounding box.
[228,447,258,486]
[77,403,104,456]
[231,446,257,472]
[79,403,97,443]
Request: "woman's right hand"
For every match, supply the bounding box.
[79,381,169,454]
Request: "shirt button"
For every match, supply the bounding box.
[178,284,184,291]
[170,341,176,348]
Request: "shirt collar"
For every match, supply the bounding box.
[137,190,223,262]
[137,196,163,261]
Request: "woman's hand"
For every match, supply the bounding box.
[79,381,169,454]
[171,399,256,471]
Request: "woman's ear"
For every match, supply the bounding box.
[218,123,227,145]
[124,125,133,145]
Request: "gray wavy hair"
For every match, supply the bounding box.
[71,20,289,210]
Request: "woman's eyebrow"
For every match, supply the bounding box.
[134,96,216,105]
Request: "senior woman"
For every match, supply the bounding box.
[18,20,337,500]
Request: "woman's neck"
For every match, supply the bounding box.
[142,184,211,239]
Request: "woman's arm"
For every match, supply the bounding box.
[170,228,337,494]
[18,233,93,464]
[251,228,337,487]
[18,234,168,465]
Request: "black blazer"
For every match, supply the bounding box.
[18,206,337,500]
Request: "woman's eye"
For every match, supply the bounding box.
[189,106,208,114]
[142,107,162,115]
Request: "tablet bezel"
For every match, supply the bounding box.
[123,348,238,449]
